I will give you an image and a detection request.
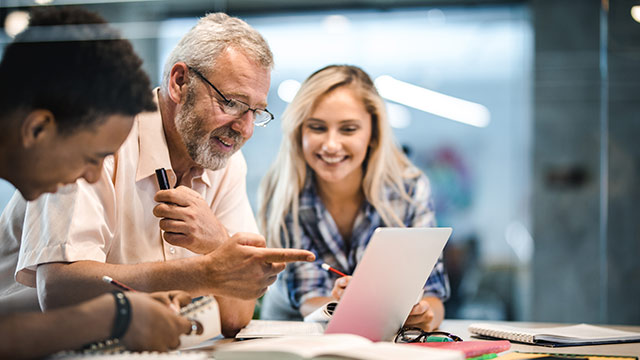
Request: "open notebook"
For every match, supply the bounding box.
[214,334,464,360]
[468,322,640,347]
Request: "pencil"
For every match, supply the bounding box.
[102,275,137,292]
[321,263,348,277]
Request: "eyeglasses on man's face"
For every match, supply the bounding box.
[394,327,463,343]
[187,65,274,127]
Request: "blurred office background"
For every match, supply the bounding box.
[0,0,638,325]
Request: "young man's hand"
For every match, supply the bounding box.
[120,292,192,351]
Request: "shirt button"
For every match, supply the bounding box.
[169,247,176,254]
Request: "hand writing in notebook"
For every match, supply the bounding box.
[149,290,197,314]
[330,276,439,331]
[120,292,193,351]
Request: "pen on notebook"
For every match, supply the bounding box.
[155,168,171,190]
[321,263,348,277]
[102,275,137,292]
[102,275,182,313]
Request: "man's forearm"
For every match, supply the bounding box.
[36,259,259,339]
[37,257,213,310]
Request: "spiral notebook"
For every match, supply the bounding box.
[468,323,640,347]
[303,301,337,322]
[178,295,221,349]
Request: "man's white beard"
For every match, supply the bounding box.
[175,95,242,170]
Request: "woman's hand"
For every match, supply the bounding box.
[330,276,351,300]
[404,298,437,331]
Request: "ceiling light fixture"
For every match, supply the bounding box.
[632,6,640,23]
[4,11,30,38]
[277,79,301,103]
[374,75,490,128]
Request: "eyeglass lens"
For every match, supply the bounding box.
[221,100,272,126]
[395,328,462,343]
[189,65,273,126]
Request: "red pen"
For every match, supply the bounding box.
[321,263,348,277]
[102,275,137,292]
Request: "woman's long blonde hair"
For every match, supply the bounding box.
[258,65,419,248]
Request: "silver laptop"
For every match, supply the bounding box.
[324,227,451,341]
[236,227,452,341]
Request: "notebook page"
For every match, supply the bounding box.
[534,324,640,342]
[215,334,371,359]
[316,342,464,360]
[468,323,538,343]
[179,296,221,348]
[215,334,465,360]
[468,323,640,345]
[235,320,325,338]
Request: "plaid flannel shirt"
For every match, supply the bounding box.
[278,171,450,311]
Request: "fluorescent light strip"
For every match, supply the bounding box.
[1,21,167,42]
[1,0,158,7]
[375,75,490,128]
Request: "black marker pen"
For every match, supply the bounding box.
[155,168,170,190]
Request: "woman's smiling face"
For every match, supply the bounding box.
[301,86,372,186]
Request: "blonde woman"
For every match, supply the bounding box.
[258,65,449,331]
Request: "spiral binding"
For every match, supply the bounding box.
[180,296,215,317]
[468,324,535,344]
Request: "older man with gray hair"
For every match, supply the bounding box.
[0,12,314,337]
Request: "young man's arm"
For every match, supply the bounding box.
[0,291,191,359]
[37,233,314,335]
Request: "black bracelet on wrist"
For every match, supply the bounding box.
[111,291,131,340]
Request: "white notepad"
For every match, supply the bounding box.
[303,301,338,323]
[178,295,221,348]
[468,322,640,347]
